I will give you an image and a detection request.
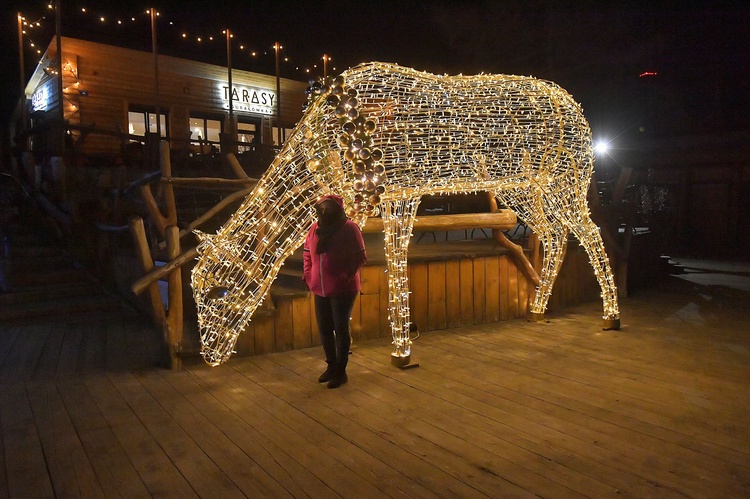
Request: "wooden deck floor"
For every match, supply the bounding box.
[1,275,749,498]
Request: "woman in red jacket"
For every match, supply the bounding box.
[303,194,367,388]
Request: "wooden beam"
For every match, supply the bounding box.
[165,225,183,369]
[137,210,517,296]
[485,193,541,288]
[362,211,516,233]
[131,246,198,296]
[160,177,257,188]
[128,217,166,326]
[225,153,250,179]
[156,186,254,251]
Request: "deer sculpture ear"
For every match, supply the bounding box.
[194,230,216,249]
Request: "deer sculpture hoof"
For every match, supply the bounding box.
[527,312,548,323]
[602,318,621,330]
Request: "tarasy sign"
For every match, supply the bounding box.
[31,85,50,111]
[219,84,275,115]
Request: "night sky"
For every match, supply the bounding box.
[1,0,748,144]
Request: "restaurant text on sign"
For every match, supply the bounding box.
[220,85,276,115]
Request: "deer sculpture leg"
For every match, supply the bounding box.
[565,198,621,328]
[528,227,569,320]
[494,189,568,321]
[380,197,421,367]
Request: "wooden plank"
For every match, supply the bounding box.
[137,370,287,497]
[518,260,529,317]
[360,339,657,496]
[357,351,592,497]
[33,324,66,378]
[187,366,337,496]
[0,322,52,382]
[162,368,315,497]
[472,257,486,324]
[459,258,474,326]
[92,372,231,497]
[358,265,381,340]
[309,294,321,347]
[378,265,389,338]
[349,293,362,343]
[0,324,21,373]
[559,255,571,308]
[292,296,312,349]
[274,300,295,352]
[427,260,447,331]
[445,259,461,328]
[499,255,511,319]
[0,383,55,497]
[415,332,746,496]
[224,360,385,496]
[280,349,495,497]
[234,323,255,357]
[408,262,429,333]
[25,380,105,497]
[359,266,381,295]
[254,315,276,355]
[0,401,5,498]
[1,261,749,497]
[508,260,520,317]
[55,377,151,496]
[246,354,485,497]
[484,256,500,322]
[359,293,380,340]
[79,318,107,374]
[362,210,516,233]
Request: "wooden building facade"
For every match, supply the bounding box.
[23,36,308,157]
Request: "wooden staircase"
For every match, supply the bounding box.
[0,215,121,323]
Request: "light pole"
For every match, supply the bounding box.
[17,13,26,131]
[150,7,161,138]
[274,42,282,145]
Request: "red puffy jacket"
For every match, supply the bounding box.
[303,220,367,297]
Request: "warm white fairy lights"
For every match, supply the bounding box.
[192,62,620,366]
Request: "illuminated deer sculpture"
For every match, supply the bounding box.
[192,62,620,366]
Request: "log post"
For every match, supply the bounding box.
[486,193,540,288]
[165,225,183,369]
[225,152,250,179]
[128,216,168,342]
[131,246,198,296]
[137,141,178,238]
[155,185,254,252]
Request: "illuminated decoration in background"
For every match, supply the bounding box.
[192,62,621,366]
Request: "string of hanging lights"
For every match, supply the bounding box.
[18,2,336,79]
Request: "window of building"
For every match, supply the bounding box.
[128,107,168,138]
[189,115,223,149]
[272,125,293,148]
[237,121,258,145]
[236,119,262,153]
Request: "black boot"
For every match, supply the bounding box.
[318,363,335,383]
[327,366,348,389]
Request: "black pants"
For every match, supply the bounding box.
[314,292,357,372]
